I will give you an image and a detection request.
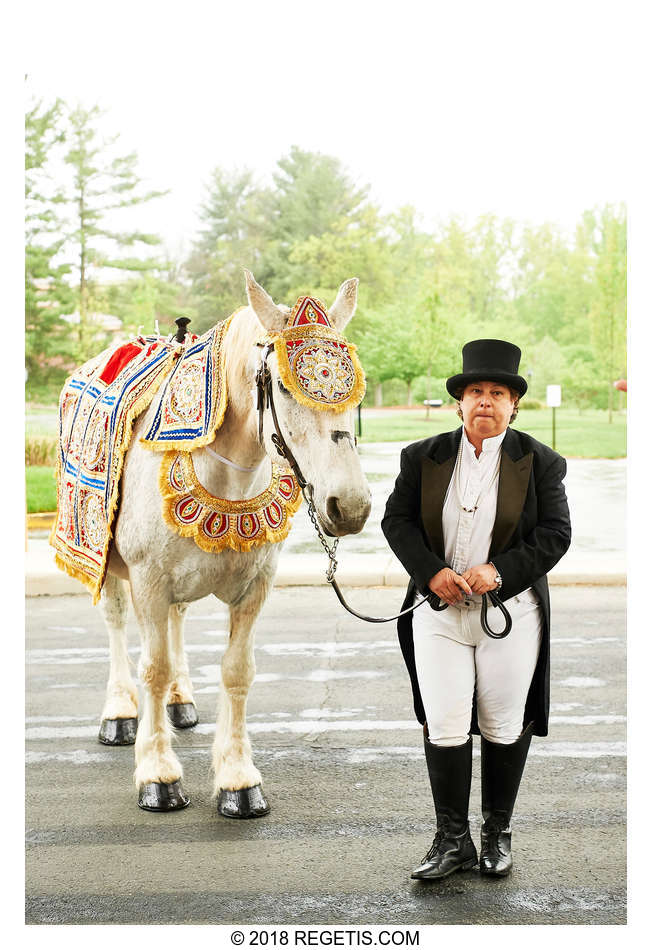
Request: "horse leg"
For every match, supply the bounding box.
[98,573,138,746]
[212,570,274,819]
[130,579,189,811]
[167,602,199,729]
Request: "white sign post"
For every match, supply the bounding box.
[546,385,562,449]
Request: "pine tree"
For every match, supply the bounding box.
[25,96,75,393]
[63,104,168,359]
[264,146,370,299]
[186,167,272,331]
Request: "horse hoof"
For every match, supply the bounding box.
[217,785,270,819]
[138,780,190,811]
[98,717,138,745]
[167,702,199,729]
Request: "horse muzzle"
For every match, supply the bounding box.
[322,492,372,537]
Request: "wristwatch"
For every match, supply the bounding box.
[490,563,502,590]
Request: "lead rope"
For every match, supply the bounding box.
[303,481,439,623]
[255,344,510,633]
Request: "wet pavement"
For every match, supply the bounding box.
[25,585,626,925]
[284,444,625,559]
[26,443,625,565]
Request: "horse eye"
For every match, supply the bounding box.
[277,379,290,396]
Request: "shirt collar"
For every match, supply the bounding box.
[462,426,507,459]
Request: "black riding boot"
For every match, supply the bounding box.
[480,723,533,877]
[411,733,478,880]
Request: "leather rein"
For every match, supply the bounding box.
[254,343,512,638]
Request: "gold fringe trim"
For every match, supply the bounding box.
[53,551,99,599]
[50,349,180,603]
[159,450,302,555]
[271,330,366,413]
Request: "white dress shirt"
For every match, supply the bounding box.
[443,428,505,577]
[441,427,536,605]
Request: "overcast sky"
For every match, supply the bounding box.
[23,0,636,259]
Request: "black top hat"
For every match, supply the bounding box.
[446,339,528,398]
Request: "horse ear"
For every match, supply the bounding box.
[244,269,286,333]
[329,278,359,331]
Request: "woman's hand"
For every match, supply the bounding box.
[428,568,473,605]
[462,563,499,594]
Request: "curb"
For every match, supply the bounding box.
[25,540,626,597]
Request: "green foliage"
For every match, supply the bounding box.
[61,103,169,361]
[106,266,196,338]
[186,167,273,331]
[25,95,76,385]
[582,204,627,421]
[25,99,626,422]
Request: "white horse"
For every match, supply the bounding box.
[97,271,371,815]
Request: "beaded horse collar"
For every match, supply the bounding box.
[260,295,366,413]
[160,451,302,554]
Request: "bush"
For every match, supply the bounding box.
[26,436,58,467]
[518,398,544,410]
[26,372,68,405]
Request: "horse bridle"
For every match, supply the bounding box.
[254,342,512,637]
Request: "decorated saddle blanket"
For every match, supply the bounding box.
[50,313,240,601]
[49,335,180,602]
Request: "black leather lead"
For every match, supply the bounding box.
[254,343,513,637]
[480,589,512,638]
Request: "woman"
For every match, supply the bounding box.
[381,339,571,880]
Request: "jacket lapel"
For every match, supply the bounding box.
[421,429,461,558]
[490,428,533,556]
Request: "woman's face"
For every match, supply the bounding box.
[459,380,516,442]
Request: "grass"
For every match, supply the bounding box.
[357,408,626,458]
[26,466,57,513]
[24,405,626,513]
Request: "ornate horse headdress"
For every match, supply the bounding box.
[265,295,366,413]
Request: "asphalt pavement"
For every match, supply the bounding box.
[25,584,626,926]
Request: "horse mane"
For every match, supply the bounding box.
[221,303,287,415]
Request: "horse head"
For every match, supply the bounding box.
[243,270,372,537]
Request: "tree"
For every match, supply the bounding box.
[186,167,272,331]
[25,96,75,390]
[582,204,627,422]
[263,147,371,300]
[106,262,197,339]
[413,288,461,414]
[562,357,603,413]
[62,104,168,359]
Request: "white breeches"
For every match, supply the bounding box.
[412,591,542,747]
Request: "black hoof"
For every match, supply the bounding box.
[167,702,199,729]
[217,784,270,819]
[138,780,190,811]
[98,717,138,746]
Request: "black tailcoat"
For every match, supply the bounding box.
[381,426,572,737]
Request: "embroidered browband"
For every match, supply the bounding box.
[267,296,366,413]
